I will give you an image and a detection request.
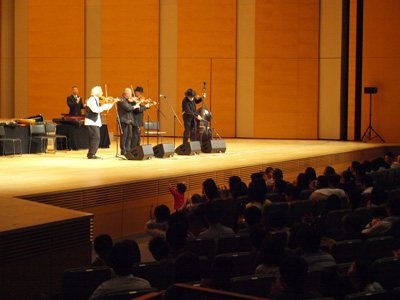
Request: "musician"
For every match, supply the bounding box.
[131,86,150,148]
[182,88,202,143]
[117,88,140,156]
[85,86,114,159]
[67,86,86,115]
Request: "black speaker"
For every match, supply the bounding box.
[364,87,378,94]
[153,143,175,158]
[201,139,227,153]
[125,145,154,160]
[175,141,201,155]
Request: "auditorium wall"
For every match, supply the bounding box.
[0,0,399,142]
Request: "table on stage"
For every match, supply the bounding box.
[56,124,110,150]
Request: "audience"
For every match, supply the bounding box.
[310,175,345,201]
[89,242,150,300]
[145,204,170,237]
[255,237,286,278]
[294,173,310,193]
[168,182,186,210]
[237,206,262,234]
[264,167,274,185]
[91,234,113,267]
[199,202,235,242]
[361,174,374,195]
[347,259,384,293]
[148,237,170,262]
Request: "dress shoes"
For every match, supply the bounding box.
[87,154,101,159]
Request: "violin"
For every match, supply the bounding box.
[99,96,121,105]
[129,96,158,106]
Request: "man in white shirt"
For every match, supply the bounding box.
[85,86,114,159]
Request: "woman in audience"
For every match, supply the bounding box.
[347,259,384,293]
[305,167,317,189]
[294,173,310,193]
[264,167,274,185]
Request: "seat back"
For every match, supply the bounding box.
[213,198,236,230]
[330,239,363,264]
[362,236,396,263]
[144,122,160,131]
[184,238,216,260]
[343,290,389,300]
[373,256,400,291]
[0,125,5,136]
[45,123,56,135]
[213,252,254,277]
[354,206,375,227]
[230,274,276,298]
[262,202,289,227]
[290,199,314,224]
[30,124,46,136]
[265,192,283,203]
[59,266,112,300]
[299,189,314,200]
[132,261,168,290]
[216,234,252,255]
[104,288,160,300]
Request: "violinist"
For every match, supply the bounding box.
[85,86,114,159]
[182,88,202,143]
[131,86,150,148]
[67,86,86,116]
[117,88,140,156]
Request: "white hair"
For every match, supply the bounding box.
[91,86,102,96]
[124,88,132,95]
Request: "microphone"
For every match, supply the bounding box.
[203,81,206,90]
[159,94,167,98]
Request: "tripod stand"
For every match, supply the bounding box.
[361,89,385,143]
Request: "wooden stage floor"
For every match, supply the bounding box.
[0,138,392,199]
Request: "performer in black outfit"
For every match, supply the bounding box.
[67,86,86,115]
[117,88,140,156]
[131,86,150,148]
[182,88,202,143]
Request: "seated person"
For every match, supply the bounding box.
[347,259,384,293]
[199,202,234,242]
[148,237,170,262]
[89,242,150,300]
[269,255,322,299]
[310,175,346,201]
[361,174,374,195]
[284,184,300,203]
[145,204,170,237]
[336,213,366,241]
[237,206,262,234]
[91,234,113,267]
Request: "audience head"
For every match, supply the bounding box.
[249,227,269,251]
[273,168,283,181]
[342,214,364,236]
[154,204,170,223]
[328,174,341,188]
[121,239,141,263]
[166,223,187,255]
[351,161,361,173]
[370,158,380,172]
[243,206,262,228]
[264,167,274,180]
[173,252,201,283]
[347,188,362,209]
[232,182,247,200]
[148,237,170,261]
[176,183,187,194]
[296,173,310,191]
[362,160,372,173]
[203,178,219,200]
[228,176,242,192]
[247,180,266,204]
[94,234,113,257]
[168,211,188,228]
[204,201,223,225]
[324,166,336,177]
[372,206,387,220]
[316,175,329,189]
[269,210,287,230]
[190,193,202,204]
[251,171,264,182]
[325,194,341,212]
[342,170,356,188]
[109,242,137,276]
[279,255,309,289]
[274,179,287,195]
[259,237,286,267]
[361,174,373,190]
[354,164,366,181]
[297,224,321,253]
[284,184,300,202]
[370,188,387,206]
[305,167,317,182]
[347,259,375,292]
[385,152,394,165]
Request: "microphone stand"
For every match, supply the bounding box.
[152,104,168,144]
[144,107,155,145]
[114,102,123,157]
[200,89,222,140]
[161,95,182,147]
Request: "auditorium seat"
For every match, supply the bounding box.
[362,236,396,264]
[59,266,112,300]
[213,252,254,277]
[262,202,289,227]
[395,169,400,187]
[184,237,216,260]
[330,239,363,264]
[378,169,390,190]
[230,274,276,298]
[387,169,396,190]
[104,288,159,300]
[216,234,252,255]
[372,256,400,291]
[132,261,168,290]
[354,207,375,227]
[304,266,326,295]
[265,192,283,203]
[326,209,352,239]
[342,290,389,300]
[164,256,210,288]
[214,198,237,230]
[299,189,314,200]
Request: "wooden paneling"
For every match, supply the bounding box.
[27,0,85,119]
[177,0,236,59]
[254,0,319,139]
[362,0,400,143]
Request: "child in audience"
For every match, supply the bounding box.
[169,182,186,210]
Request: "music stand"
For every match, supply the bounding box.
[361,87,385,143]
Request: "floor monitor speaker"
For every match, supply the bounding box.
[153,143,175,158]
[175,141,201,155]
[125,144,154,160]
[201,139,227,153]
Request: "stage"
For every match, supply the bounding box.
[0,137,396,237]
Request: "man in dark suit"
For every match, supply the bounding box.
[117,88,139,156]
[131,86,150,148]
[182,88,202,143]
[67,86,86,115]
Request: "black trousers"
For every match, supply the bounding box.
[120,122,132,154]
[87,125,100,156]
[131,126,141,148]
[183,114,195,143]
